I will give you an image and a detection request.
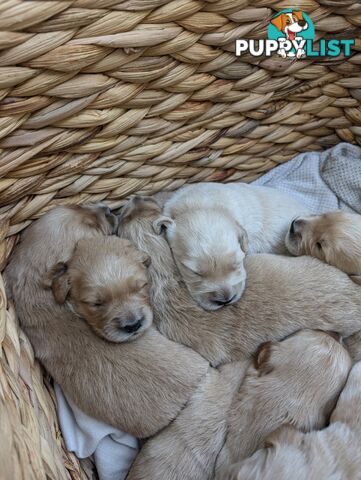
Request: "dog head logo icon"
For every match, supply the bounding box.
[268,9,315,58]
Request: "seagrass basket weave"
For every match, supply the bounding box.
[0,0,360,478]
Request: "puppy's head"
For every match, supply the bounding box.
[253,329,351,429]
[228,424,307,480]
[155,209,248,311]
[285,211,361,275]
[68,203,118,235]
[47,236,152,343]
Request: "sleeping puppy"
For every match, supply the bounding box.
[225,359,361,480]
[155,182,308,310]
[118,196,361,367]
[127,330,350,480]
[285,210,361,280]
[5,205,209,438]
[49,236,153,343]
[285,210,361,361]
[127,361,248,480]
[215,329,352,478]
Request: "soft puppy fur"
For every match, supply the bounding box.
[285,210,361,277]
[127,330,349,480]
[156,182,308,310]
[50,236,153,343]
[127,361,248,480]
[5,205,209,438]
[216,329,352,478]
[118,196,361,367]
[225,360,361,480]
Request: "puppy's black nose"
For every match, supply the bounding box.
[123,319,143,334]
[214,293,237,306]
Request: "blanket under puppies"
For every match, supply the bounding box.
[55,142,361,480]
[254,142,361,214]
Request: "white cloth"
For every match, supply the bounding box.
[55,384,138,480]
[254,142,361,214]
[54,142,361,480]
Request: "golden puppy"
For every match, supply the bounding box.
[5,205,209,438]
[127,330,350,480]
[285,210,361,276]
[215,329,351,478]
[285,210,361,361]
[225,360,361,480]
[127,361,248,480]
[118,196,361,367]
[49,236,153,343]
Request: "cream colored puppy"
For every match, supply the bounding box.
[225,360,361,480]
[286,210,361,278]
[215,329,352,478]
[49,236,153,343]
[5,205,209,438]
[155,183,307,310]
[127,330,349,480]
[127,361,247,480]
[119,197,361,367]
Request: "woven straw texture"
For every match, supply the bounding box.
[0,0,360,478]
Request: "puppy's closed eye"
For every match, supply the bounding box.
[82,300,104,308]
[181,262,202,277]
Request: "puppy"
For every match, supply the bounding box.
[127,361,248,480]
[49,236,153,343]
[225,360,361,480]
[127,330,349,480]
[215,329,352,478]
[5,205,209,438]
[156,183,308,310]
[118,196,361,367]
[286,210,361,277]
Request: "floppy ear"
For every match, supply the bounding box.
[45,262,71,304]
[236,222,248,253]
[254,341,274,376]
[153,215,174,235]
[118,196,161,229]
[293,10,304,21]
[271,13,286,32]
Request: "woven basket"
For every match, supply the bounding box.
[0,1,360,478]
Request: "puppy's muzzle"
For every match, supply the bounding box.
[212,293,237,307]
